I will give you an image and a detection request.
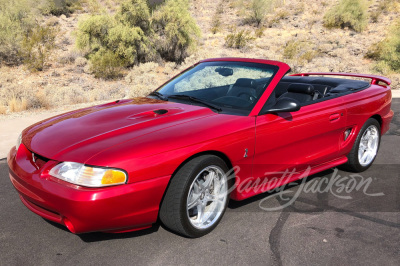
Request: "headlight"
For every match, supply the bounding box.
[16,133,22,151]
[49,162,127,187]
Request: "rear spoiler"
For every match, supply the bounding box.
[290,72,391,86]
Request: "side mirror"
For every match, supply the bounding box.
[262,97,301,114]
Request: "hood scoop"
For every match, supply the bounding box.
[128,107,183,120]
[153,109,168,115]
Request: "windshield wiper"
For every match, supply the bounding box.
[167,94,222,112]
[148,91,168,101]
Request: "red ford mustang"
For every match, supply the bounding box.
[8,58,393,237]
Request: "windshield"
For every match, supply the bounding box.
[155,61,278,115]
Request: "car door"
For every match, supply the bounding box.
[252,97,347,185]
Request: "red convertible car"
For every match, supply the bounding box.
[8,58,393,237]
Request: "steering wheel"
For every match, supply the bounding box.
[237,92,256,103]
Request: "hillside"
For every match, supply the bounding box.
[0,0,399,116]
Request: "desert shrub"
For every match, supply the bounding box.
[267,9,289,27]
[20,24,59,71]
[0,81,54,112]
[76,12,154,71]
[283,39,318,63]
[58,50,80,65]
[76,0,199,78]
[0,0,78,66]
[116,0,152,33]
[238,0,275,27]
[0,105,6,115]
[39,0,81,16]
[76,14,114,52]
[211,1,224,34]
[2,85,30,112]
[89,48,126,79]
[366,19,400,72]
[225,29,254,49]
[75,56,87,67]
[9,97,28,112]
[148,0,165,9]
[254,27,264,38]
[108,24,155,64]
[323,0,367,32]
[249,0,275,26]
[211,17,222,34]
[85,0,104,14]
[30,91,52,109]
[0,0,35,64]
[152,0,200,63]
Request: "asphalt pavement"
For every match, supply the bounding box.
[0,99,399,266]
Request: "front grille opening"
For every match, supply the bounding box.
[33,152,50,163]
[28,150,50,168]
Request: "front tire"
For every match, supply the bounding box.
[344,118,381,172]
[159,155,230,238]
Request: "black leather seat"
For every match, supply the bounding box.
[227,78,257,101]
[278,83,315,103]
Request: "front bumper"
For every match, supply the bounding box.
[7,145,170,233]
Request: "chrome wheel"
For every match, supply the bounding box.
[358,125,379,166]
[186,165,228,230]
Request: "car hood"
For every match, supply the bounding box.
[22,97,216,162]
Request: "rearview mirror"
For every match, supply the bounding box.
[215,67,233,77]
[262,97,301,114]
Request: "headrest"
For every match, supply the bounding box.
[234,78,256,88]
[287,83,315,95]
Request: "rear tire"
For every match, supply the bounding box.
[159,155,230,238]
[344,118,381,172]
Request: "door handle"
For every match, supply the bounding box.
[329,113,341,122]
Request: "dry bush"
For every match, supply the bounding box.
[254,27,264,38]
[323,0,367,32]
[152,0,201,63]
[39,0,82,16]
[125,62,163,97]
[366,19,400,73]
[283,39,319,63]
[225,28,254,49]
[75,57,88,67]
[267,9,289,27]
[211,16,222,34]
[0,105,6,115]
[30,91,52,109]
[0,82,55,113]
[85,0,104,14]
[0,0,35,65]
[76,0,200,79]
[211,1,224,34]
[0,0,80,66]
[89,49,126,79]
[44,86,89,105]
[238,0,276,27]
[20,24,59,71]
[58,50,80,65]
[9,98,28,112]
